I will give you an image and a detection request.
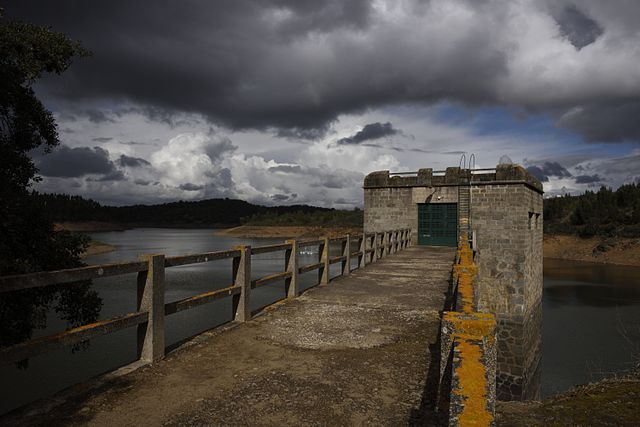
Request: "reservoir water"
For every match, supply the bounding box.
[541,258,640,397]
[2,228,640,413]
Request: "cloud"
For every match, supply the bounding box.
[92,137,113,142]
[119,140,154,146]
[525,161,572,182]
[87,170,126,182]
[269,165,303,174]
[204,138,237,162]
[34,145,119,178]
[555,4,603,49]
[149,133,237,198]
[271,194,292,202]
[337,122,400,145]
[84,109,115,124]
[178,183,204,191]
[117,154,151,168]
[10,0,640,142]
[575,174,602,184]
[557,102,640,143]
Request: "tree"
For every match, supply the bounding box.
[0,10,102,353]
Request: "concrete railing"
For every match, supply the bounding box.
[0,228,411,368]
[440,234,497,427]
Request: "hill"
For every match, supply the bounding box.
[34,193,363,229]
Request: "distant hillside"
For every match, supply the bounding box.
[35,193,361,228]
[544,184,640,237]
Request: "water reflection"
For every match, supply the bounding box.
[541,258,640,397]
[0,228,348,414]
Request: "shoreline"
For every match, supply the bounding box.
[82,241,116,258]
[215,225,362,239]
[543,234,640,267]
[497,368,640,425]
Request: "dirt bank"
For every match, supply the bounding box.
[82,241,116,258]
[54,222,128,232]
[544,234,640,267]
[497,368,640,426]
[215,225,362,239]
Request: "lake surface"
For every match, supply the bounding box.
[540,258,640,397]
[2,228,639,413]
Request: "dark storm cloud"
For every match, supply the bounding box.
[275,126,329,141]
[92,137,113,142]
[34,145,118,178]
[555,4,603,49]
[271,194,291,202]
[558,101,640,143]
[338,122,400,145]
[117,154,151,168]
[84,109,115,123]
[7,1,640,143]
[4,1,505,136]
[179,183,204,191]
[526,161,572,183]
[575,174,602,184]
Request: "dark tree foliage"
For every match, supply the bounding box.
[0,11,102,354]
[33,192,361,228]
[544,184,640,237]
[247,208,363,227]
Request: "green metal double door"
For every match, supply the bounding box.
[417,203,458,246]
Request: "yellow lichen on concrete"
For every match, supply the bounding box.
[446,236,495,426]
[457,273,475,313]
[444,312,496,339]
[454,239,477,313]
[453,335,493,427]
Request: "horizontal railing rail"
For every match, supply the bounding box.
[0,228,412,369]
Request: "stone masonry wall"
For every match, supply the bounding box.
[471,184,543,400]
[364,187,415,234]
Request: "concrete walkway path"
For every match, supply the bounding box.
[5,246,455,426]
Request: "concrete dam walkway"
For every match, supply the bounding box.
[9,246,455,426]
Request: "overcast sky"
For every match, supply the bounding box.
[9,1,640,207]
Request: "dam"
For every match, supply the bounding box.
[1,163,543,425]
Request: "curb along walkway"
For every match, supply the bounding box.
[5,246,455,426]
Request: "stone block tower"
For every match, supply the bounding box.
[363,164,543,400]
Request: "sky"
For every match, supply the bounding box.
[8,1,640,207]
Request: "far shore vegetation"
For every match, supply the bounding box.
[544,183,640,238]
[40,182,640,239]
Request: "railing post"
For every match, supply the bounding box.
[383,232,388,257]
[285,240,299,298]
[319,237,330,285]
[232,245,251,322]
[393,230,398,253]
[373,233,379,262]
[342,235,351,276]
[359,235,367,268]
[137,254,165,363]
[400,229,405,250]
